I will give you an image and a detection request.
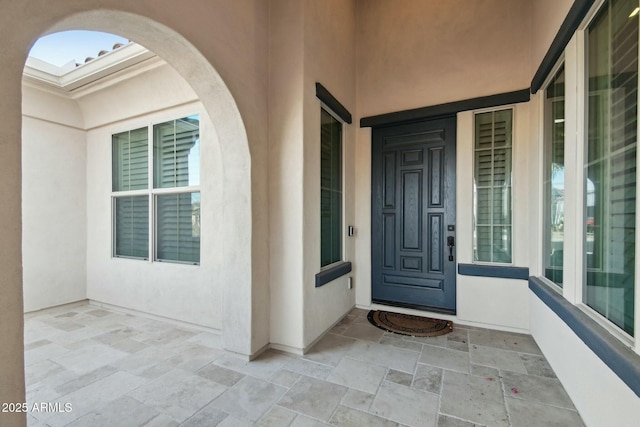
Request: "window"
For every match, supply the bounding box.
[320,108,342,268]
[112,115,201,264]
[544,65,566,287]
[585,0,637,336]
[473,109,513,263]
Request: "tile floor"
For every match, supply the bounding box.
[23,303,585,427]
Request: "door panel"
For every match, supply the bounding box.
[371,118,456,313]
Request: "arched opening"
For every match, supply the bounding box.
[21,11,255,356]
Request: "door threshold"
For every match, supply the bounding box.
[372,299,456,316]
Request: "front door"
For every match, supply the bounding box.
[371,117,456,313]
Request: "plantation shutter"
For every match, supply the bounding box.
[156,192,200,263]
[112,127,148,191]
[153,116,200,189]
[474,110,513,263]
[112,128,149,258]
[114,196,149,258]
[152,115,201,264]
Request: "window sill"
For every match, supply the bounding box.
[315,261,352,288]
[529,276,640,397]
[458,263,529,280]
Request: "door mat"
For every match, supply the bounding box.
[367,310,453,337]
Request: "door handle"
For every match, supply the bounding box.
[447,236,455,261]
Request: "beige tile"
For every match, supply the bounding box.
[303,334,357,367]
[386,369,413,387]
[412,364,442,393]
[284,357,334,380]
[440,371,508,427]
[501,371,576,410]
[278,376,347,421]
[211,376,286,422]
[341,388,375,412]
[197,363,245,387]
[468,330,542,355]
[346,340,419,373]
[370,381,439,427]
[342,323,385,342]
[420,344,469,373]
[128,369,227,422]
[214,350,294,380]
[506,398,584,427]
[256,406,297,427]
[469,345,527,374]
[65,396,159,427]
[327,357,387,394]
[270,369,301,387]
[51,342,129,375]
[330,405,399,427]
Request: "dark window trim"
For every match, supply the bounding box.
[316,83,352,124]
[458,264,529,280]
[529,277,640,397]
[531,0,596,93]
[315,261,352,287]
[360,89,530,128]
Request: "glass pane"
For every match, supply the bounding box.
[114,196,149,258]
[474,150,493,187]
[493,148,512,187]
[544,66,567,286]
[493,187,512,225]
[153,115,200,189]
[493,110,512,147]
[474,225,492,262]
[112,127,148,191]
[320,108,342,267]
[475,112,494,149]
[492,226,512,263]
[475,188,492,225]
[156,192,201,263]
[585,0,637,336]
[473,109,513,263]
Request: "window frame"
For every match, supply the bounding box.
[471,106,516,265]
[319,104,346,271]
[541,58,567,293]
[538,0,640,351]
[110,112,202,265]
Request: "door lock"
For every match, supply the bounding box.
[447,236,455,261]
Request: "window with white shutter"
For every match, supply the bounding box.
[112,114,200,264]
[473,109,513,263]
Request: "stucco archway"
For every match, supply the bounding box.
[29,12,255,354]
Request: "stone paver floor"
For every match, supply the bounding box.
[23,303,585,426]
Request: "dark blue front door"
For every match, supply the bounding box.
[371,117,456,313]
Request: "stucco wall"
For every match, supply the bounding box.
[302,0,357,348]
[356,0,532,118]
[21,109,87,312]
[268,0,305,350]
[268,0,357,351]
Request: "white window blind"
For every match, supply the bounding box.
[112,115,201,264]
[473,109,513,263]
